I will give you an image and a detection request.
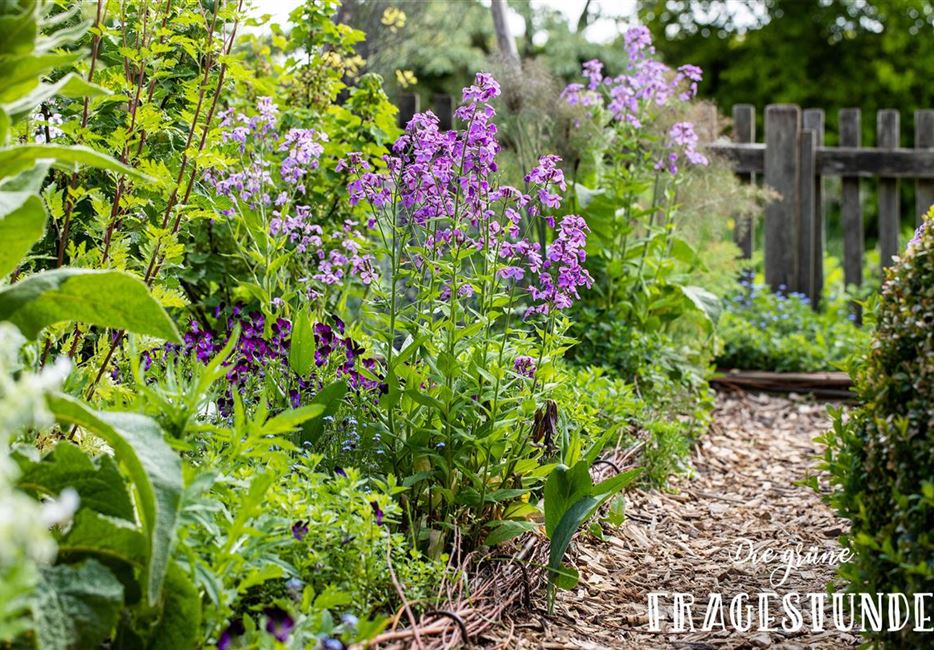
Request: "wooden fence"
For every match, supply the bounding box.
[397,95,934,307]
[713,104,934,306]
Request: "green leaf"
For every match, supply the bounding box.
[59,509,147,567]
[0,191,46,277]
[146,564,201,650]
[0,268,181,342]
[47,395,183,606]
[0,52,80,103]
[592,467,642,503]
[299,380,347,445]
[551,564,580,590]
[288,307,314,375]
[4,73,108,120]
[0,144,152,183]
[484,519,538,546]
[679,285,722,325]
[16,443,135,521]
[0,160,48,192]
[34,560,124,650]
[543,461,592,539]
[261,403,325,435]
[547,496,597,589]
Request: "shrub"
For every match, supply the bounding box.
[820,214,934,645]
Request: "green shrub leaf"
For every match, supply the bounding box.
[0,190,46,277]
[0,268,181,342]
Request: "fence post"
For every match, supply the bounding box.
[397,93,419,128]
[732,104,755,259]
[797,128,817,302]
[877,109,900,269]
[433,94,453,131]
[803,109,825,309]
[840,108,863,292]
[764,104,801,292]
[915,109,934,224]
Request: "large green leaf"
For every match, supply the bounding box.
[16,443,135,521]
[0,52,80,103]
[0,268,181,342]
[58,509,147,568]
[547,496,597,590]
[0,144,151,183]
[0,190,46,276]
[543,462,592,539]
[288,307,314,376]
[146,564,201,650]
[0,2,38,58]
[34,560,124,650]
[47,395,183,606]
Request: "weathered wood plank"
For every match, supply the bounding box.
[397,93,419,128]
[916,109,934,224]
[877,109,900,269]
[764,105,800,291]
[797,129,817,301]
[803,109,825,308]
[433,94,453,131]
[840,108,863,300]
[732,104,755,258]
[708,142,934,178]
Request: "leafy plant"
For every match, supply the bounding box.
[819,214,934,646]
[543,460,640,610]
[716,276,869,372]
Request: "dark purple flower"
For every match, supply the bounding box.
[264,607,295,642]
[217,619,244,650]
[292,520,309,541]
[334,466,347,477]
[513,355,536,378]
[369,501,384,526]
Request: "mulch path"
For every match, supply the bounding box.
[483,390,860,649]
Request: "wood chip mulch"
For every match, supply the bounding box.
[482,390,860,650]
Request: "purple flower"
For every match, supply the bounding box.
[514,355,536,378]
[369,501,384,526]
[264,607,295,642]
[292,520,309,541]
[217,619,245,650]
[909,221,927,250]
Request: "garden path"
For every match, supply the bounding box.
[490,391,860,649]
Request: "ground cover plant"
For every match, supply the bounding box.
[716,276,870,373]
[0,1,844,648]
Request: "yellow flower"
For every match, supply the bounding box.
[395,69,417,89]
[381,7,406,32]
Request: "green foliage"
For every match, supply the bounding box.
[819,214,934,646]
[716,279,869,372]
[542,460,640,608]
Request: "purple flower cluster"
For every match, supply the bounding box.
[341,72,592,317]
[561,28,709,175]
[177,305,383,412]
[562,27,702,127]
[655,121,709,174]
[513,355,536,378]
[207,99,377,293]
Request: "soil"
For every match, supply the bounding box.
[483,391,860,649]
